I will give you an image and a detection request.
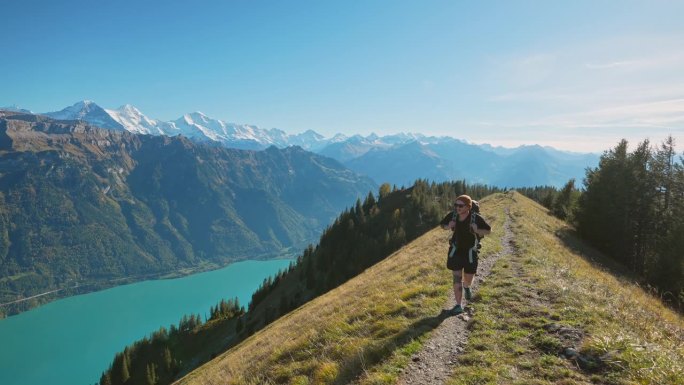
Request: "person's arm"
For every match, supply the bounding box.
[470,225,491,237]
[440,212,455,230]
[470,215,492,236]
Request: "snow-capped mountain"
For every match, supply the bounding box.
[170,112,295,149]
[40,101,322,149]
[0,105,32,114]
[44,100,125,131]
[105,104,173,135]
[37,100,374,151]
[102,102,338,150]
[285,130,329,151]
[29,100,601,187]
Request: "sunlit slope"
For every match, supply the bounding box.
[177,192,683,385]
[447,192,683,385]
[174,193,506,385]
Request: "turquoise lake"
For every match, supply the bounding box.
[0,259,293,385]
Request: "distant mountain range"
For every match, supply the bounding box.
[5,101,600,187]
[344,138,599,188]
[41,101,337,151]
[0,110,375,314]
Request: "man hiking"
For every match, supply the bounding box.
[440,194,491,315]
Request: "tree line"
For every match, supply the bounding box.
[519,136,684,309]
[99,180,502,385]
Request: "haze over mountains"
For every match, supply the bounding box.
[0,110,375,315]
[31,101,600,188]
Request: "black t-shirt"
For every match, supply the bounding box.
[440,211,491,256]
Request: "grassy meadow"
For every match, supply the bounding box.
[176,192,683,385]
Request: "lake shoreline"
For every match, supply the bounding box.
[0,249,299,319]
[0,258,295,385]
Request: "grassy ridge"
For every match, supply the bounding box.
[175,192,683,385]
[175,193,505,385]
[449,192,683,385]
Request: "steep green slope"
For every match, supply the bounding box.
[0,111,375,315]
[176,192,683,385]
[98,181,502,385]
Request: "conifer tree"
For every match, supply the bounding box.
[552,179,579,221]
[363,191,376,214]
[163,347,173,371]
[379,183,391,200]
[145,363,158,385]
[100,371,112,385]
[574,137,683,303]
[121,349,131,384]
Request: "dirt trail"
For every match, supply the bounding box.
[396,209,514,385]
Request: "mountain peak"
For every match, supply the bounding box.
[44,100,124,131]
[117,104,140,113]
[69,100,97,110]
[69,100,98,111]
[0,104,32,113]
[190,111,209,119]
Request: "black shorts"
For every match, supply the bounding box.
[447,250,478,274]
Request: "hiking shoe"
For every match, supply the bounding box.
[464,287,473,301]
[452,304,464,315]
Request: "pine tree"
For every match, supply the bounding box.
[163,347,173,371]
[363,191,376,214]
[552,179,579,221]
[121,349,131,384]
[100,371,112,385]
[577,139,632,265]
[354,198,365,224]
[379,183,392,200]
[145,363,158,385]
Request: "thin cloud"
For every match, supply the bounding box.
[464,98,684,152]
[584,60,640,69]
[585,52,684,71]
[499,53,558,88]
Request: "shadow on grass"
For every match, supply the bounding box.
[556,227,683,310]
[333,308,453,384]
[555,228,636,280]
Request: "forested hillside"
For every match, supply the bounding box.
[0,111,375,316]
[98,180,502,385]
[518,136,684,308]
[175,192,683,385]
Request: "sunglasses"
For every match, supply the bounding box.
[454,203,466,208]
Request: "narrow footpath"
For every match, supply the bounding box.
[396,209,515,385]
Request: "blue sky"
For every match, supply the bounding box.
[1,0,682,152]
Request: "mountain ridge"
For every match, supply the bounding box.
[33,100,599,188]
[172,191,683,385]
[0,111,376,316]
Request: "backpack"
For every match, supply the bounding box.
[450,200,484,248]
[470,200,484,250]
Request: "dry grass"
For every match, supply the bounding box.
[176,192,683,385]
[175,195,482,384]
[448,192,684,385]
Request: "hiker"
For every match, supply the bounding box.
[440,194,491,315]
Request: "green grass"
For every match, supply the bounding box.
[176,192,683,385]
[176,208,460,385]
[446,192,683,385]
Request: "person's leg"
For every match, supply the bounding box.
[463,273,475,287]
[452,269,463,312]
[463,273,475,301]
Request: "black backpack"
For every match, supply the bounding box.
[471,200,484,249]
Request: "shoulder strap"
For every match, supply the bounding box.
[470,212,483,239]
